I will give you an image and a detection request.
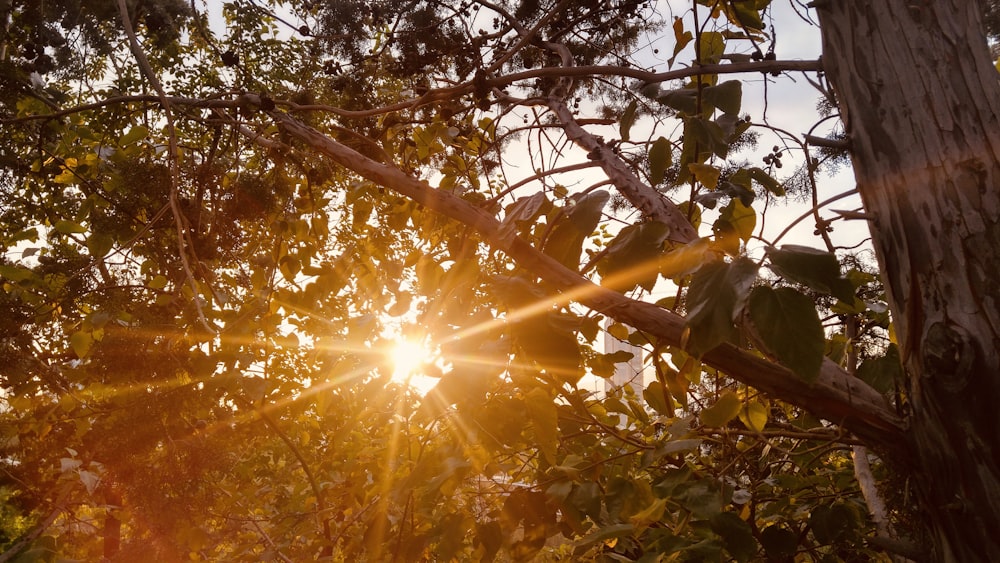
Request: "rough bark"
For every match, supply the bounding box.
[817,1,1000,560]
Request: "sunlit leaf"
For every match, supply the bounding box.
[739,400,768,432]
[700,390,741,427]
[54,219,86,234]
[70,330,93,358]
[525,388,558,464]
[120,125,149,146]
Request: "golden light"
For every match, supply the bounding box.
[388,337,435,382]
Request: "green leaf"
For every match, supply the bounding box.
[710,512,757,563]
[767,245,855,302]
[148,275,169,290]
[648,136,672,185]
[120,125,149,146]
[857,343,903,393]
[643,380,673,416]
[597,221,670,292]
[689,163,720,190]
[572,523,635,549]
[810,503,859,544]
[738,400,768,432]
[686,117,730,161]
[748,286,825,382]
[731,3,765,30]
[702,80,742,115]
[86,232,114,257]
[697,31,725,64]
[544,190,609,268]
[620,99,638,142]
[749,167,784,196]
[657,88,699,115]
[760,525,799,559]
[499,192,549,244]
[525,387,558,464]
[54,219,86,234]
[719,198,756,243]
[0,265,35,282]
[700,390,741,427]
[683,258,757,357]
[70,330,94,358]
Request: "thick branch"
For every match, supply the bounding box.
[270,111,906,449]
[547,96,698,242]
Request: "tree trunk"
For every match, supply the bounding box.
[817,1,1000,560]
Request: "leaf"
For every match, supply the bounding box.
[719,198,756,242]
[0,265,35,282]
[686,117,730,160]
[697,31,725,64]
[710,512,757,563]
[689,163,721,190]
[620,100,638,142]
[499,192,549,244]
[683,258,758,357]
[120,125,149,146]
[700,390,741,427]
[86,232,114,257]
[702,80,742,115]
[597,221,670,292]
[54,219,86,234]
[648,136,672,185]
[760,525,799,559]
[657,88,699,115]
[767,245,855,302]
[544,190,609,268]
[749,167,784,196]
[148,275,168,290]
[572,523,635,548]
[731,3,765,31]
[668,17,694,68]
[857,344,903,393]
[747,286,825,382]
[70,330,94,358]
[525,387,558,465]
[643,381,672,416]
[739,400,768,432]
[810,503,859,544]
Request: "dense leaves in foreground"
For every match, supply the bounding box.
[0,0,929,560]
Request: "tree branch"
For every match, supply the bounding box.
[268,110,907,450]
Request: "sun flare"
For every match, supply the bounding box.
[389,338,434,381]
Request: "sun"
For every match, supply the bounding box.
[388,338,434,382]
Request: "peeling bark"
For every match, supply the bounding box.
[817,1,1000,559]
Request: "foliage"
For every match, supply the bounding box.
[0,0,947,560]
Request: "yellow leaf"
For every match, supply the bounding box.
[689,163,721,190]
[700,390,741,427]
[739,399,768,432]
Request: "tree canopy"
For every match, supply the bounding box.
[1,0,998,561]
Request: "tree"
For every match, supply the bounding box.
[0,0,997,560]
